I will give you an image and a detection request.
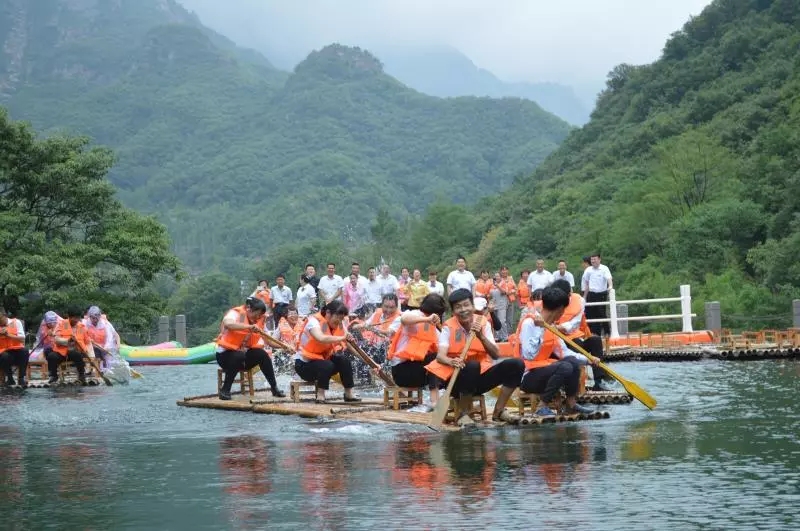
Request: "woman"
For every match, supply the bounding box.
[397,267,411,311]
[294,300,361,403]
[405,269,430,311]
[475,270,493,298]
[295,274,317,318]
[343,273,367,318]
[387,293,446,410]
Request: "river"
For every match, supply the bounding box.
[1,360,798,530]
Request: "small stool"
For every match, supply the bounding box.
[58,361,78,383]
[383,387,424,410]
[579,365,588,394]
[448,394,487,421]
[27,361,48,381]
[217,368,255,398]
[289,380,318,402]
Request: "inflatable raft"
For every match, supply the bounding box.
[120,342,216,366]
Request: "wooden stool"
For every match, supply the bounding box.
[217,368,255,398]
[517,392,564,415]
[26,361,48,381]
[579,365,588,394]
[449,394,487,421]
[383,387,423,410]
[289,380,317,402]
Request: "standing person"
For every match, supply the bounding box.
[527,259,553,292]
[0,307,28,387]
[350,262,369,290]
[517,270,531,322]
[377,264,399,296]
[215,297,284,400]
[270,275,293,326]
[446,256,476,296]
[397,267,411,311]
[427,270,445,296]
[295,274,317,318]
[475,271,493,299]
[552,260,575,291]
[405,269,430,311]
[343,273,367,318]
[582,253,613,337]
[304,264,320,291]
[47,306,93,384]
[363,267,383,316]
[496,266,516,340]
[318,263,344,305]
[251,279,272,308]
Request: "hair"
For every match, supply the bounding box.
[448,288,473,309]
[276,274,285,280]
[558,259,566,264]
[456,256,466,263]
[287,305,298,314]
[305,263,315,270]
[381,293,399,305]
[541,286,570,311]
[245,297,268,314]
[258,279,268,284]
[531,289,544,301]
[351,262,359,267]
[300,274,310,284]
[552,279,572,294]
[368,266,375,272]
[321,300,349,317]
[582,256,590,263]
[480,269,489,275]
[428,270,437,276]
[66,305,84,318]
[401,267,409,273]
[327,262,336,268]
[419,293,446,317]
[350,273,358,279]
[590,253,601,259]
[500,265,508,271]
[521,269,530,275]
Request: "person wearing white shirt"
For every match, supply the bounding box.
[581,254,613,336]
[552,260,575,290]
[350,262,369,290]
[376,264,399,296]
[427,270,445,296]
[0,307,28,387]
[363,267,384,315]
[343,273,368,317]
[295,274,317,317]
[527,259,553,291]
[318,263,344,304]
[270,274,294,326]
[518,287,596,417]
[446,256,476,295]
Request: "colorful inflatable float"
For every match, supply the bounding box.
[120,342,216,366]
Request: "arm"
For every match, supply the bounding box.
[308,325,348,345]
[519,320,545,362]
[435,326,462,367]
[474,319,500,360]
[222,314,260,332]
[606,268,613,290]
[400,311,439,326]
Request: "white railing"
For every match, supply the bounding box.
[585,284,695,339]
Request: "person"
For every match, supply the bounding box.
[215,297,285,400]
[363,267,383,315]
[552,260,575,290]
[276,306,305,350]
[350,262,369,290]
[252,279,272,308]
[427,270,445,296]
[497,266,516,338]
[304,264,320,291]
[475,270,493,298]
[387,293,446,409]
[48,306,93,384]
[397,267,411,311]
[343,273,367,318]
[425,289,524,425]
[82,306,120,368]
[294,300,361,403]
[405,269,430,311]
[351,293,402,346]
[527,259,553,291]
[295,274,317,318]
[377,264,400,296]
[446,257,476,296]
[517,270,531,320]
[30,311,61,362]
[270,274,293,326]
[518,286,596,416]
[551,279,610,391]
[0,307,28,387]
[582,253,613,336]
[317,263,344,305]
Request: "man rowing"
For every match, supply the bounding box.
[47,306,93,384]
[0,307,28,387]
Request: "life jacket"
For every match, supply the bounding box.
[216,306,264,351]
[425,316,493,381]
[52,320,90,356]
[0,320,24,352]
[514,314,561,370]
[387,314,439,362]
[278,317,305,349]
[85,323,107,347]
[555,293,591,340]
[499,277,516,302]
[475,279,493,298]
[517,279,531,305]
[254,289,271,307]
[397,277,409,302]
[298,312,345,361]
[362,309,399,344]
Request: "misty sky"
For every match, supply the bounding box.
[179,0,712,99]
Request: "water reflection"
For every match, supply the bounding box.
[219,436,274,527]
[0,427,25,503]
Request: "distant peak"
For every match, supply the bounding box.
[292,43,384,82]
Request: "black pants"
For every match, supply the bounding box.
[569,335,609,385]
[520,357,583,402]
[216,348,277,392]
[295,353,354,390]
[391,353,439,390]
[586,291,609,336]
[450,358,524,398]
[0,348,29,380]
[46,349,85,378]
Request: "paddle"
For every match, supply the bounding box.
[92,342,143,379]
[428,331,476,430]
[542,322,657,410]
[255,329,296,353]
[345,338,395,387]
[79,344,112,386]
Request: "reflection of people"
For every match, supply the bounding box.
[219,436,271,496]
[518,426,592,495]
[392,434,450,501]
[441,432,495,498]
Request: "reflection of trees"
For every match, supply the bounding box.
[0,427,25,506]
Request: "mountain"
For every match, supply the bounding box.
[0,0,571,272]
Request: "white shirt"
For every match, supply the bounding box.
[527,270,553,291]
[582,265,613,293]
[294,315,347,362]
[446,270,476,292]
[364,279,383,304]
[427,280,445,296]
[390,310,438,366]
[377,274,399,296]
[295,284,316,316]
[439,320,495,350]
[4,318,25,342]
[216,309,265,353]
[355,274,369,290]
[552,271,575,289]
[318,275,344,302]
[270,285,293,305]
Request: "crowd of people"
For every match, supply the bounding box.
[214,254,616,425]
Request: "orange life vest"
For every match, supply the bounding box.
[362,308,399,344]
[0,320,24,352]
[278,317,305,349]
[86,324,107,347]
[499,277,516,302]
[387,315,439,362]
[52,320,89,356]
[425,316,493,381]
[475,279,493,298]
[216,306,265,351]
[514,314,560,370]
[298,312,345,361]
[254,289,271,307]
[555,293,591,340]
[517,279,530,305]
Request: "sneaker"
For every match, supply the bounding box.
[270,387,286,398]
[48,376,59,384]
[492,409,520,423]
[17,378,26,388]
[534,406,556,417]
[457,414,476,427]
[5,377,14,386]
[566,403,594,415]
[591,383,613,392]
[218,389,232,401]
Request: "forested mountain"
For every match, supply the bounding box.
[0,0,571,272]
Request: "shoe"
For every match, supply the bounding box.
[270,387,286,398]
[565,403,594,415]
[343,395,362,403]
[48,376,59,384]
[218,389,232,400]
[591,383,613,392]
[534,406,556,417]
[457,414,476,427]
[5,377,14,386]
[17,378,26,388]
[492,409,520,423]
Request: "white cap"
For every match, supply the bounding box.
[473,297,488,311]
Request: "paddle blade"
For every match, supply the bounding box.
[429,393,451,429]
[602,364,657,410]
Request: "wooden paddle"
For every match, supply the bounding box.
[428,330,476,430]
[92,342,143,379]
[81,348,112,387]
[542,322,657,410]
[345,338,395,387]
[255,329,296,353]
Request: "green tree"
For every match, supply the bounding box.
[167,271,241,346]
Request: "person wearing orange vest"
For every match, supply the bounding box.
[275,306,305,350]
[216,297,285,400]
[47,306,92,384]
[387,293,447,409]
[293,300,360,403]
[495,266,516,340]
[82,306,120,369]
[351,293,401,345]
[551,279,610,391]
[518,286,597,416]
[0,307,29,387]
[425,289,524,426]
[474,271,493,299]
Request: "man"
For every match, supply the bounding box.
[270,274,293,326]
[0,307,28,387]
[216,297,284,400]
[518,286,596,416]
[397,267,411,311]
[317,263,344,305]
[552,260,575,290]
[350,262,369,290]
[496,266,516,341]
[376,264,399,296]
[363,267,383,315]
[304,264,320,291]
[517,270,531,314]
[527,259,553,291]
[446,256,476,296]
[427,270,445,296]
[48,306,93,384]
[581,253,613,336]
[425,289,524,426]
[551,279,610,391]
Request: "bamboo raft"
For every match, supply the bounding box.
[2,361,104,389]
[604,347,800,362]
